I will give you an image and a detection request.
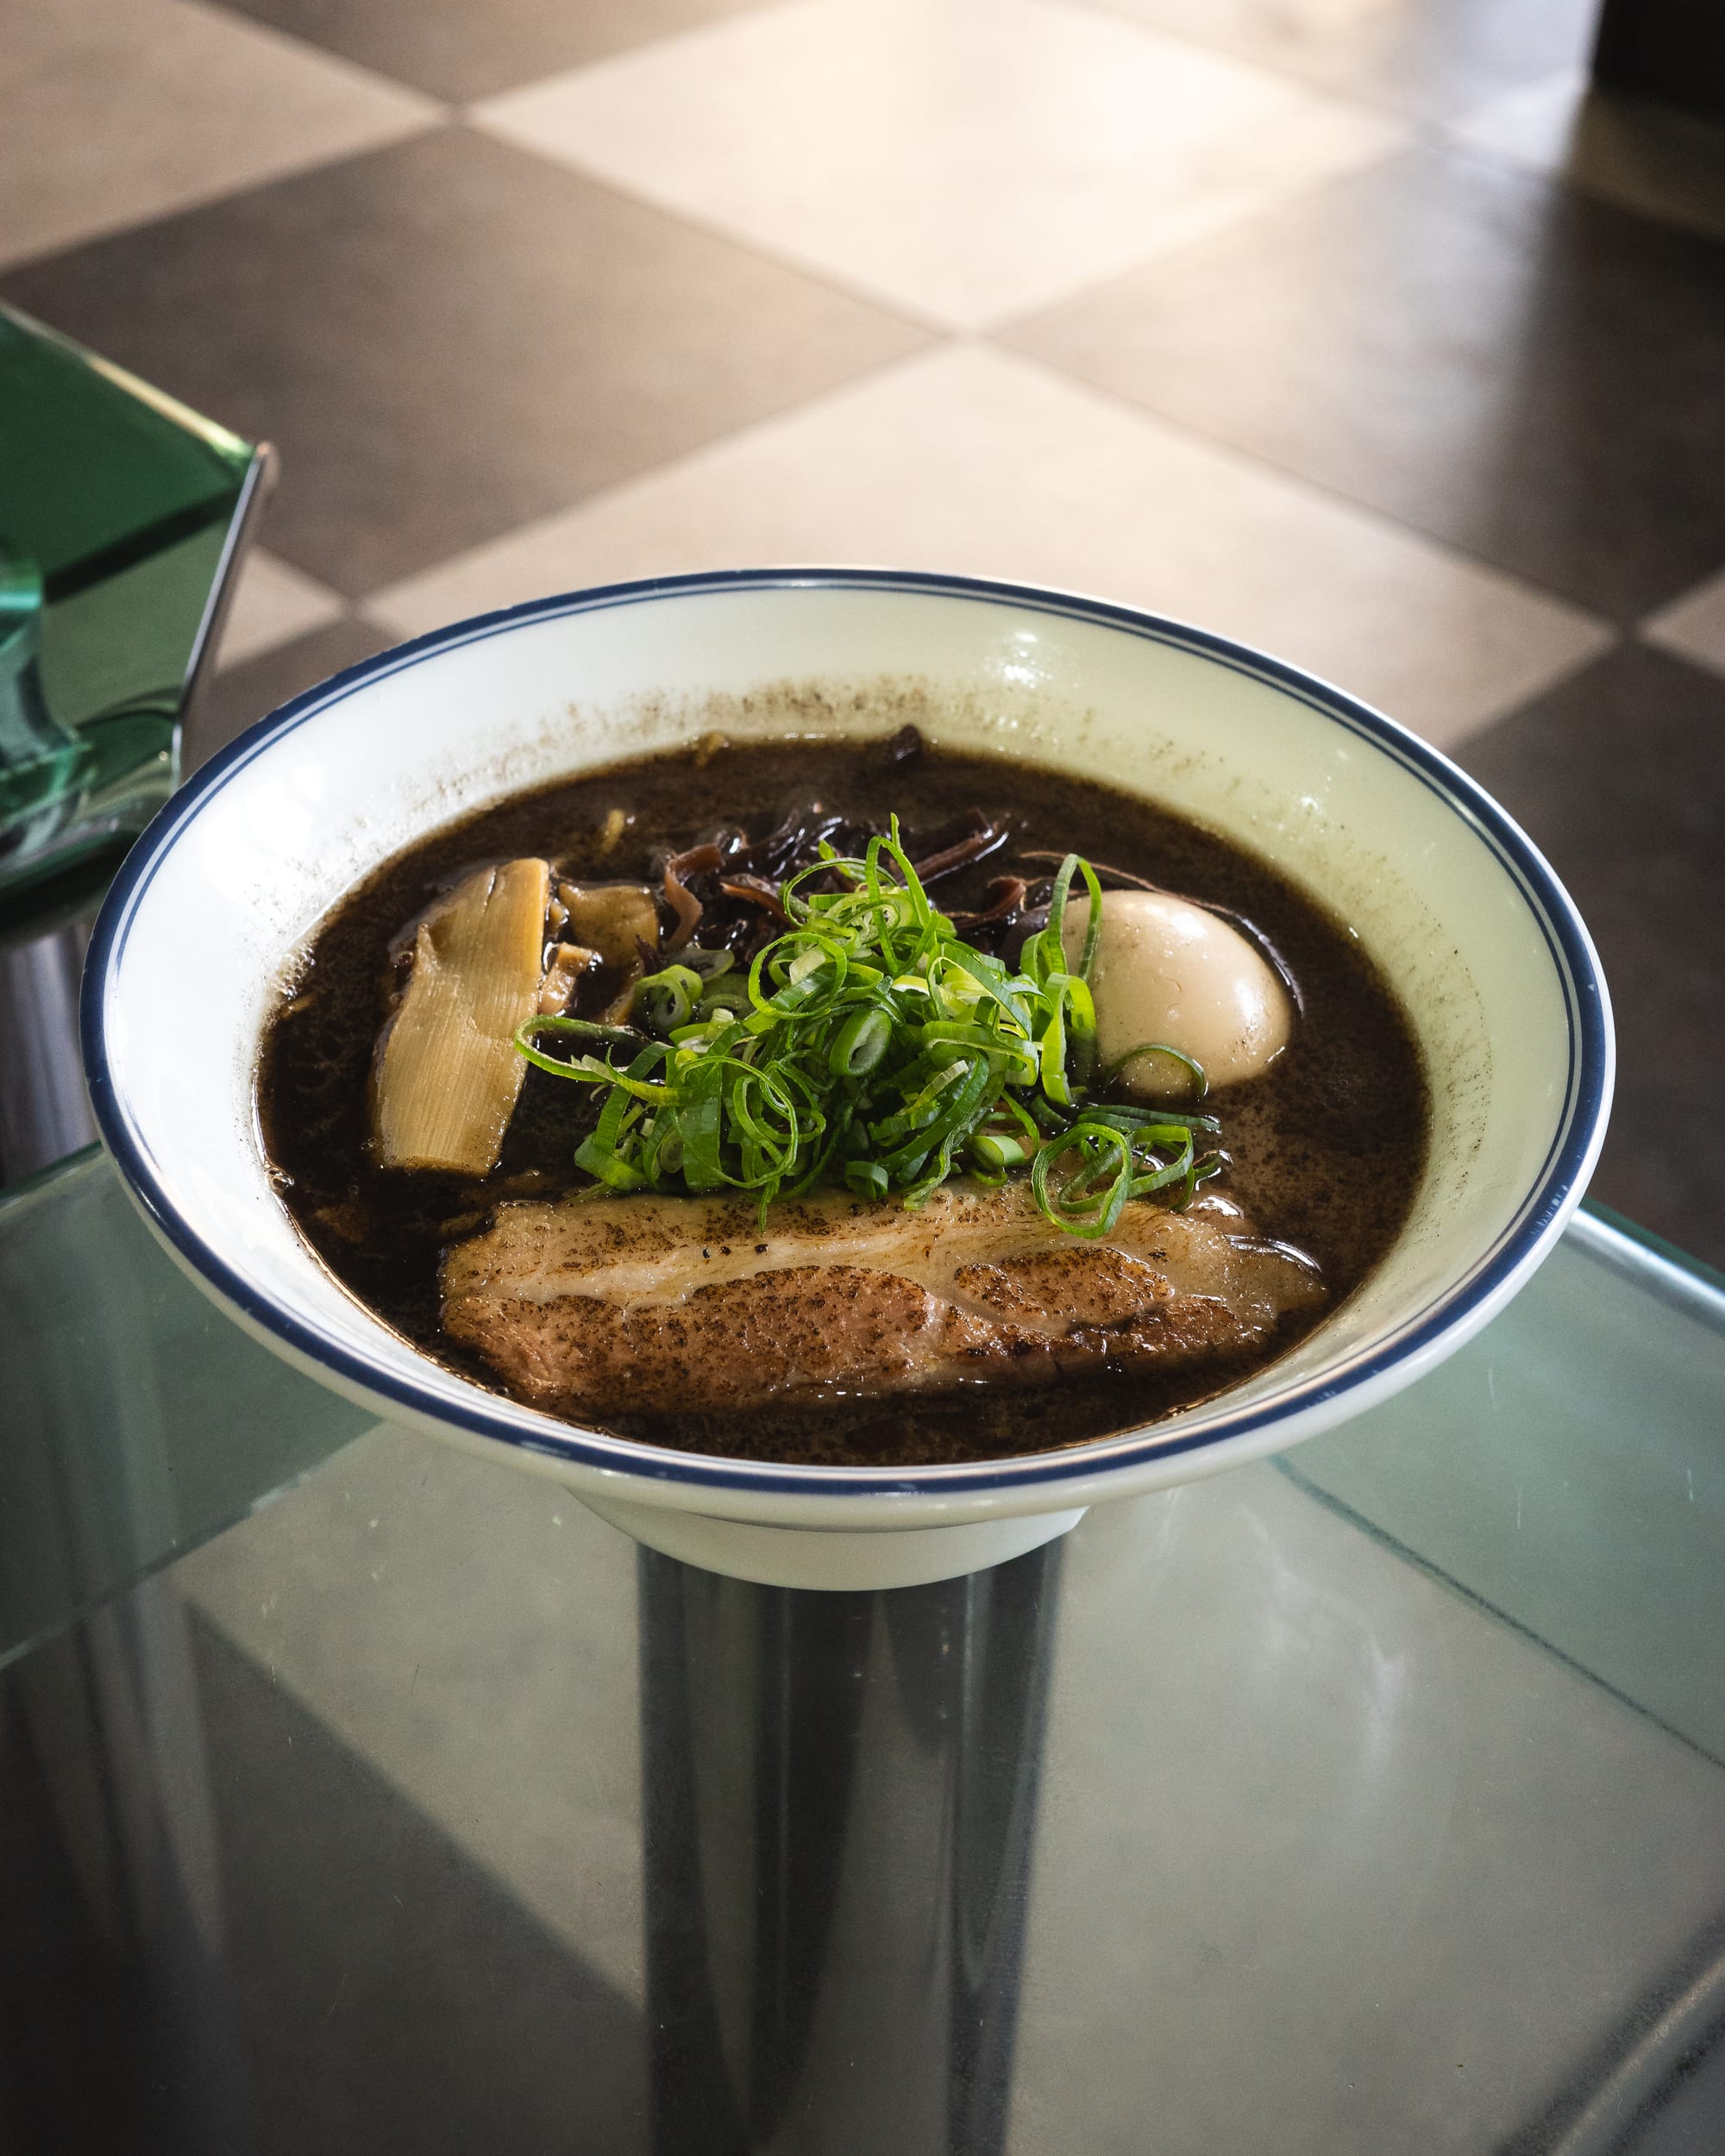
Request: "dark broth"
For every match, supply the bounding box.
[259,737,1427,1465]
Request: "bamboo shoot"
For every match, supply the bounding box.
[373,858,549,1174]
[555,881,659,971]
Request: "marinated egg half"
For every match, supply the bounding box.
[1063,889,1292,1100]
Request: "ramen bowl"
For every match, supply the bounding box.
[82,571,1612,1590]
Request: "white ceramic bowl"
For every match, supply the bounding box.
[83,571,1612,1590]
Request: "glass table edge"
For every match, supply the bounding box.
[1567,1198,1725,1311]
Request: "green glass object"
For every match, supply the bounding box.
[0,542,89,870]
[0,304,268,898]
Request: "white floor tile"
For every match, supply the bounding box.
[371,344,1611,749]
[1446,70,1725,247]
[473,0,1402,330]
[0,0,441,271]
[1095,0,1598,126]
[215,548,346,670]
[1643,567,1725,681]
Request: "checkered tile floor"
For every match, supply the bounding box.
[6,0,1724,1259]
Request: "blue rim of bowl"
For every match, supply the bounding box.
[83,567,1610,1498]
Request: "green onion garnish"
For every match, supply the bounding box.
[514,819,1221,1235]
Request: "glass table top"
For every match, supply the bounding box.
[3,1148,1724,2153]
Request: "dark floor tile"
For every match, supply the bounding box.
[1096,0,1595,122]
[215,0,774,104]
[190,616,398,771]
[0,1656,168,2150]
[0,128,929,597]
[1008,143,1725,622]
[1458,642,1725,1269]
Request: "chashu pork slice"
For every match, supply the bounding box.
[441,1179,1324,1420]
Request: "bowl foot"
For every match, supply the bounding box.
[576,1494,1088,1589]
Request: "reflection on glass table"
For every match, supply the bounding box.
[1,1144,1723,2153]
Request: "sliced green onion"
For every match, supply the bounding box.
[1103,1040,1209,1100]
[681,946,735,980]
[515,1013,647,1079]
[830,1006,892,1079]
[970,1132,1026,1175]
[636,964,704,1035]
[517,816,1224,1236]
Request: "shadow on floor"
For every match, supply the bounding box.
[0,1601,649,2156]
[190,1609,650,2156]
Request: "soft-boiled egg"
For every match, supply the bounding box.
[1061,888,1292,1100]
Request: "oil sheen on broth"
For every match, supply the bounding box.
[258,736,1428,1466]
